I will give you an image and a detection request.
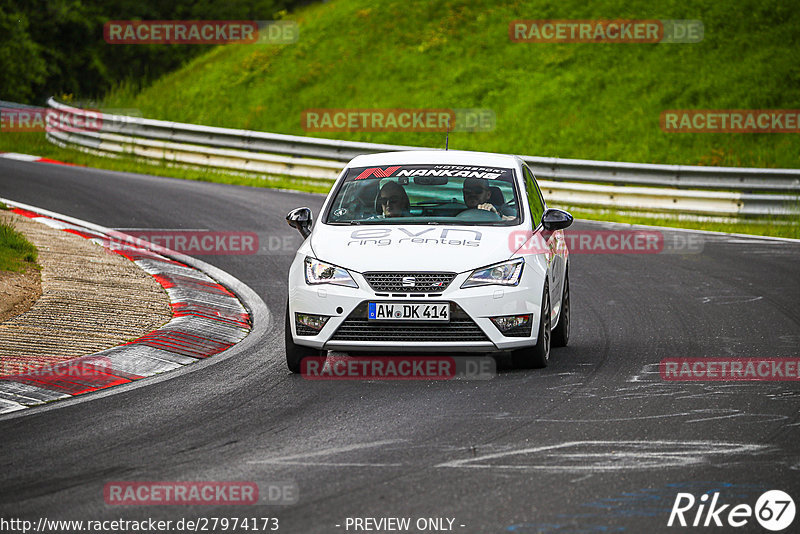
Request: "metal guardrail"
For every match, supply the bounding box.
[34,98,800,217]
[0,100,38,109]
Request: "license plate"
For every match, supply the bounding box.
[368,302,449,322]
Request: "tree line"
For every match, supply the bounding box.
[0,0,303,104]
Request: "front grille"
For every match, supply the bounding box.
[330,302,489,342]
[363,272,456,293]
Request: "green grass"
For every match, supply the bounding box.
[2,0,798,239]
[98,0,800,168]
[0,217,39,273]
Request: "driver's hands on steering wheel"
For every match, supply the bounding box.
[477,202,515,221]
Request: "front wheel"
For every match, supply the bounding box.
[551,270,569,348]
[512,281,551,369]
[285,300,323,373]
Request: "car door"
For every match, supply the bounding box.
[522,164,565,319]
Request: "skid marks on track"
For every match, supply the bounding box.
[245,439,773,474]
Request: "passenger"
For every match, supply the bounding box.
[376,181,411,218]
[349,181,379,218]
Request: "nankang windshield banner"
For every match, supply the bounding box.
[347,164,515,181]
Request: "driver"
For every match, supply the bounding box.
[376,181,411,218]
[463,177,495,212]
[461,177,516,220]
[462,177,502,216]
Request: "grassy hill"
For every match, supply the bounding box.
[101,0,800,168]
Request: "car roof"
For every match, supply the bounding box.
[347,150,523,168]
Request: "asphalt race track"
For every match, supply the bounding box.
[1,158,799,533]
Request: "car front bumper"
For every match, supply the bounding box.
[288,257,546,352]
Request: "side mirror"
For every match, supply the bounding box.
[286,207,313,238]
[542,208,573,231]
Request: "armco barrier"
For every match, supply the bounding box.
[30,99,800,217]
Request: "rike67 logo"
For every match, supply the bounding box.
[668,490,795,531]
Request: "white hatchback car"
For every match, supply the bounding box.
[285,150,572,372]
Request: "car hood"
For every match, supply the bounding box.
[309,224,523,273]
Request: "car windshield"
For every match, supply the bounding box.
[324,164,521,225]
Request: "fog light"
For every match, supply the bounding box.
[490,314,532,337]
[295,313,330,335]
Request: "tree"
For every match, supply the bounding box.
[0,6,47,102]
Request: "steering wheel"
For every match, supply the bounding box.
[455,208,501,221]
[499,199,518,217]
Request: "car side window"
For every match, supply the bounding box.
[523,165,545,227]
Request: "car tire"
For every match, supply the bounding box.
[512,281,551,369]
[551,270,569,348]
[285,300,323,373]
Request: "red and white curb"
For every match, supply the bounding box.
[0,200,253,414]
[0,152,76,166]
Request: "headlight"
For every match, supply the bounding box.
[304,257,358,288]
[461,258,524,288]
